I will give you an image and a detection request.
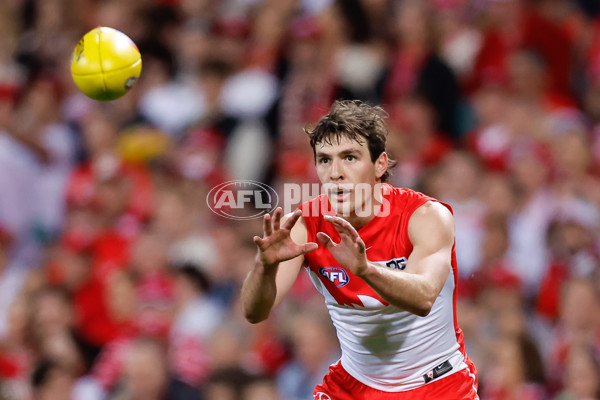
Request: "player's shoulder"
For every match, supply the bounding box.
[408,201,455,243]
[383,184,442,216]
[385,184,437,202]
[412,200,452,217]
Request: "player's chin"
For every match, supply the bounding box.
[330,199,355,217]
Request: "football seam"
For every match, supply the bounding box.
[71,59,141,77]
[97,29,107,93]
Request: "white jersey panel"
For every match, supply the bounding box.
[307,265,466,391]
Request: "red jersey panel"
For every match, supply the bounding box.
[301,184,434,308]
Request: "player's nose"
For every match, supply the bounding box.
[330,159,344,181]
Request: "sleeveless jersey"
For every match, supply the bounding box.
[299,184,470,392]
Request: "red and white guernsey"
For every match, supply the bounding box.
[299,184,472,392]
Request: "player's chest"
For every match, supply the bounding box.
[305,221,413,303]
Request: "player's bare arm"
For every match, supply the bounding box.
[318,201,453,316]
[241,208,318,323]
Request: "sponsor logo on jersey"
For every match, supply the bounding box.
[314,392,332,400]
[385,257,408,270]
[423,359,453,383]
[319,267,349,287]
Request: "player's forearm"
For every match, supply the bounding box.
[359,263,438,317]
[241,257,279,324]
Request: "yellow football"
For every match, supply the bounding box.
[71,27,142,101]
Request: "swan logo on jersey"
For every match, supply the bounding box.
[319,267,349,287]
[314,393,331,400]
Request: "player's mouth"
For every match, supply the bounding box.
[327,186,352,202]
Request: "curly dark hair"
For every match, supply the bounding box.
[304,100,397,182]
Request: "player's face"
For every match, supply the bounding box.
[315,136,386,217]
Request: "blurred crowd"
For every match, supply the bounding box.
[0,0,599,399]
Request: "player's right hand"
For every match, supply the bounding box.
[253,208,318,269]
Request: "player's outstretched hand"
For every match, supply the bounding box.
[317,215,369,276]
[254,208,318,269]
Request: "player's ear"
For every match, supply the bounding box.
[374,152,388,180]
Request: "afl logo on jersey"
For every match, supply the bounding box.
[319,267,349,287]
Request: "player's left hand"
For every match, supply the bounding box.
[317,215,369,277]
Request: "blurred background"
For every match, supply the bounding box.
[0,0,599,399]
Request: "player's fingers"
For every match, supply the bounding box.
[263,213,273,236]
[253,236,265,248]
[339,219,360,241]
[282,209,302,231]
[324,214,348,228]
[322,217,345,238]
[324,215,359,240]
[301,242,319,254]
[272,207,282,231]
[331,215,357,234]
[357,238,366,254]
[316,232,336,249]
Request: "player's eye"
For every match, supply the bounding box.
[345,155,356,161]
[318,158,330,164]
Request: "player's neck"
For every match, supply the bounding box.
[344,183,385,229]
